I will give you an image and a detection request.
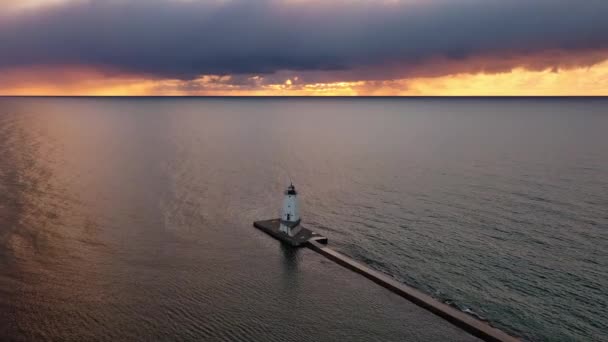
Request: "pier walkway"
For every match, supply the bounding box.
[307,241,519,342]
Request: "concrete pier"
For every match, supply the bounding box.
[254,213,518,341]
[253,219,328,247]
[307,241,519,342]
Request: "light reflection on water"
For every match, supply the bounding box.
[0,97,607,341]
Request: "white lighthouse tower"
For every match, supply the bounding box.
[253,182,327,246]
[279,183,301,237]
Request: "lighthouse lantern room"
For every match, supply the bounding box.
[279,183,301,236]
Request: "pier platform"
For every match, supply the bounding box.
[253,219,328,247]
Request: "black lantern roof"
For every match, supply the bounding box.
[285,183,297,195]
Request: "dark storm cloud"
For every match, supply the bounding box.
[0,0,607,79]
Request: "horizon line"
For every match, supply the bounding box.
[2,95,607,99]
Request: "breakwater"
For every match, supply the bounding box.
[307,241,519,342]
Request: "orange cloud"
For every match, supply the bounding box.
[0,66,170,96]
[398,63,608,96]
[2,59,608,96]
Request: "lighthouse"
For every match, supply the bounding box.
[279,183,301,237]
[253,182,327,246]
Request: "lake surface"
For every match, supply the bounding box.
[0,97,607,341]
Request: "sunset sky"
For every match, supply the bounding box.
[1,0,607,96]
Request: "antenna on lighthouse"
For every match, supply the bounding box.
[280,163,294,189]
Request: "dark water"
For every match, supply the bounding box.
[0,98,607,342]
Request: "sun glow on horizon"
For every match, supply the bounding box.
[2,59,608,96]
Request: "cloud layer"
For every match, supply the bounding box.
[1,0,607,81]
